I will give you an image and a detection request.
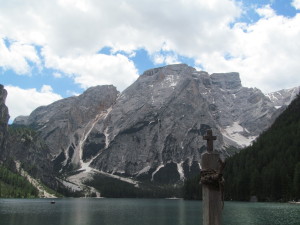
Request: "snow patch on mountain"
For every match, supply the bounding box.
[266,86,300,107]
[165,74,179,88]
[151,165,164,181]
[136,165,151,176]
[99,170,139,186]
[177,162,185,180]
[65,169,101,197]
[222,122,257,147]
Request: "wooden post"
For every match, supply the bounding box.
[201,130,223,225]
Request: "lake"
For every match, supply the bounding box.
[0,198,299,225]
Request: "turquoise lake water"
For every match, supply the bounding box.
[0,198,299,225]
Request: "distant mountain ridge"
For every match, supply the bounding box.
[266,86,300,108]
[12,64,295,188]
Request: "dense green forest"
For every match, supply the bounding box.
[0,165,39,198]
[183,174,202,200]
[224,94,300,202]
[86,173,183,198]
[183,94,300,202]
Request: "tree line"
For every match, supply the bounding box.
[0,165,39,198]
[184,94,300,202]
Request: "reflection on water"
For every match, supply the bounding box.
[0,199,299,225]
[223,202,300,225]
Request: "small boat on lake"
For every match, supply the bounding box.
[288,201,300,204]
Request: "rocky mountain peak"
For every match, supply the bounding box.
[142,64,196,77]
[210,72,242,90]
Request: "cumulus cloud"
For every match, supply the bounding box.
[1,0,300,94]
[152,52,179,65]
[0,0,240,55]
[53,72,62,78]
[0,0,240,90]
[197,5,300,92]
[0,38,41,74]
[292,0,300,10]
[42,47,139,91]
[5,85,62,122]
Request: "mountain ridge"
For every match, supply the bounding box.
[7,64,300,191]
[13,64,290,186]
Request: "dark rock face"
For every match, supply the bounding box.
[0,84,9,154]
[0,85,60,190]
[4,126,60,189]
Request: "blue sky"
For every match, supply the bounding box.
[1,0,300,122]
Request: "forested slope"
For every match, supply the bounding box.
[224,94,300,201]
[0,165,38,198]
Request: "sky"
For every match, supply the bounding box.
[1,0,300,122]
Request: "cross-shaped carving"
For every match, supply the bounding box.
[203,129,216,153]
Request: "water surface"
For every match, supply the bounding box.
[0,198,299,225]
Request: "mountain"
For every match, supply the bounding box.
[266,86,300,108]
[13,64,284,187]
[14,85,119,172]
[0,85,40,198]
[0,85,82,197]
[89,65,278,182]
[224,94,300,201]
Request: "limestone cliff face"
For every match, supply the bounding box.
[203,73,277,147]
[88,64,278,182]
[0,84,9,153]
[14,85,119,171]
[90,65,220,181]
[266,86,300,108]
[13,65,282,183]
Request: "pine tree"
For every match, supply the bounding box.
[293,162,300,200]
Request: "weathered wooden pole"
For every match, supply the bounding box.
[201,130,225,225]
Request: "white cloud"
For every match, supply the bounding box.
[196,5,300,92]
[42,47,139,91]
[0,0,300,93]
[66,90,80,96]
[5,85,62,122]
[292,0,300,10]
[152,52,180,65]
[53,72,62,78]
[0,0,240,56]
[41,84,54,93]
[0,38,41,74]
[256,5,276,18]
[0,0,240,91]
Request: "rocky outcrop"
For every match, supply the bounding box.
[0,84,9,154]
